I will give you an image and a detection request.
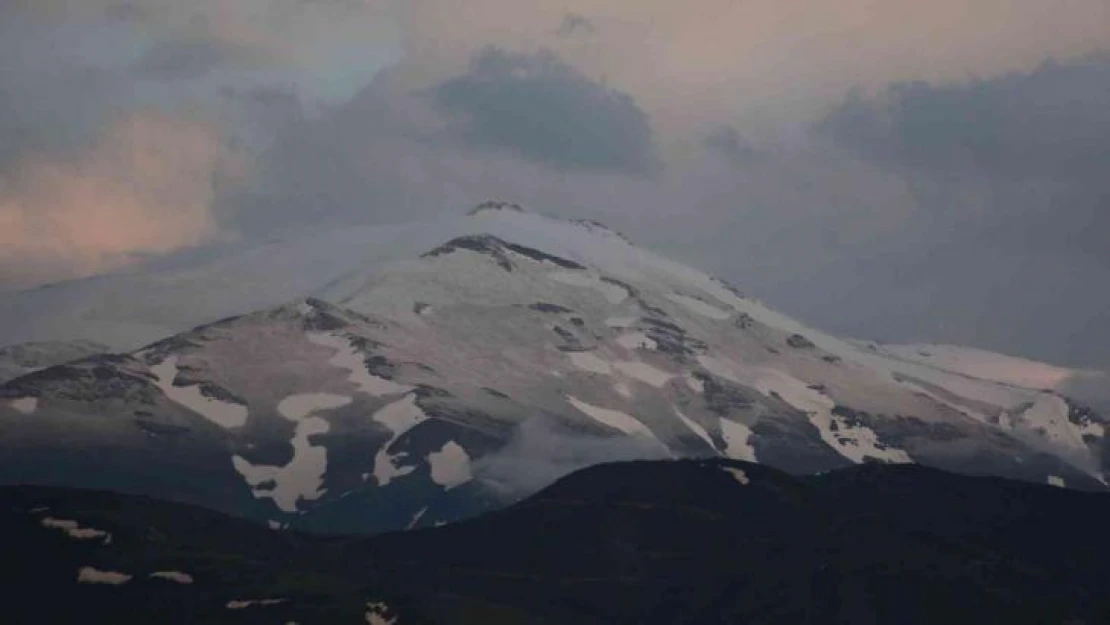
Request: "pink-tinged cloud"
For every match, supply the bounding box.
[0,111,238,286]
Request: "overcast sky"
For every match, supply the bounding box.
[1,0,1108,369]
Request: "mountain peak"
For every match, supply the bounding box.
[466,200,526,216]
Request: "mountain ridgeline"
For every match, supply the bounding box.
[0,203,1106,537]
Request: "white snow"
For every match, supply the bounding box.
[407,507,428,529]
[685,375,704,394]
[613,381,633,398]
[754,370,912,464]
[673,407,715,449]
[605,316,637,328]
[427,441,473,490]
[366,601,397,625]
[9,397,37,414]
[226,599,287,609]
[567,351,612,375]
[150,356,249,428]
[1047,475,1066,488]
[1016,394,1097,453]
[667,294,732,320]
[616,331,657,350]
[719,419,758,462]
[371,393,427,486]
[613,361,672,387]
[41,517,111,544]
[549,271,628,304]
[307,332,413,397]
[696,354,743,384]
[722,466,750,485]
[566,395,656,439]
[77,567,131,585]
[150,571,193,584]
[877,343,1076,390]
[231,392,350,512]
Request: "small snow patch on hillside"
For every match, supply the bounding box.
[366,601,397,625]
[719,419,758,462]
[150,571,193,584]
[226,598,287,609]
[613,361,672,388]
[568,351,612,375]
[232,392,349,512]
[77,567,131,585]
[550,271,628,304]
[9,397,37,414]
[566,395,657,439]
[616,332,656,350]
[42,517,111,544]
[151,356,248,428]
[372,393,428,486]
[722,466,750,485]
[667,294,731,320]
[1047,475,1066,488]
[605,316,637,328]
[673,407,715,449]
[308,333,413,397]
[427,441,472,490]
[755,371,911,464]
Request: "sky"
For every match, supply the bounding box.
[1,0,1109,371]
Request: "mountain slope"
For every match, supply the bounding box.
[4,459,1110,625]
[1,204,1107,534]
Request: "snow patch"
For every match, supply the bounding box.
[407,507,428,529]
[41,517,111,544]
[150,571,193,584]
[613,382,633,398]
[719,419,758,462]
[673,407,715,449]
[616,331,657,350]
[1016,394,1098,454]
[227,598,287,609]
[685,375,704,394]
[755,371,912,464]
[231,392,349,512]
[667,294,731,320]
[1047,475,1066,488]
[9,397,37,414]
[77,567,131,585]
[613,360,672,387]
[722,466,750,485]
[427,441,473,490]
[567,351,612,375]
[605,316,637,328]
[549,271,628,304]
[566,395,656,439]
[151,356,248,428]
[372,393,427,486]
[366,601,397,625]
[307,332,413,397]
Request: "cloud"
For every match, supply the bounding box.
[704,125,760,164]
[557,13,595,37]
[472,416,671,498]
[430,47,658,174]
[0,111,236,286]
[133,37,266,80]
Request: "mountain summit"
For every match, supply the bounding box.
[0,206,1106,532]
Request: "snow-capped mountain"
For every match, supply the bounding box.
[1,202,1106,532]
[0,340,109,384]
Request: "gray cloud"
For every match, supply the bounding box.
[557,13,595,37]
[431,47,658,174]
[133,38,263,80]
[704,125,760,164]
[472,416,670,499]
[794,53,1110,368]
